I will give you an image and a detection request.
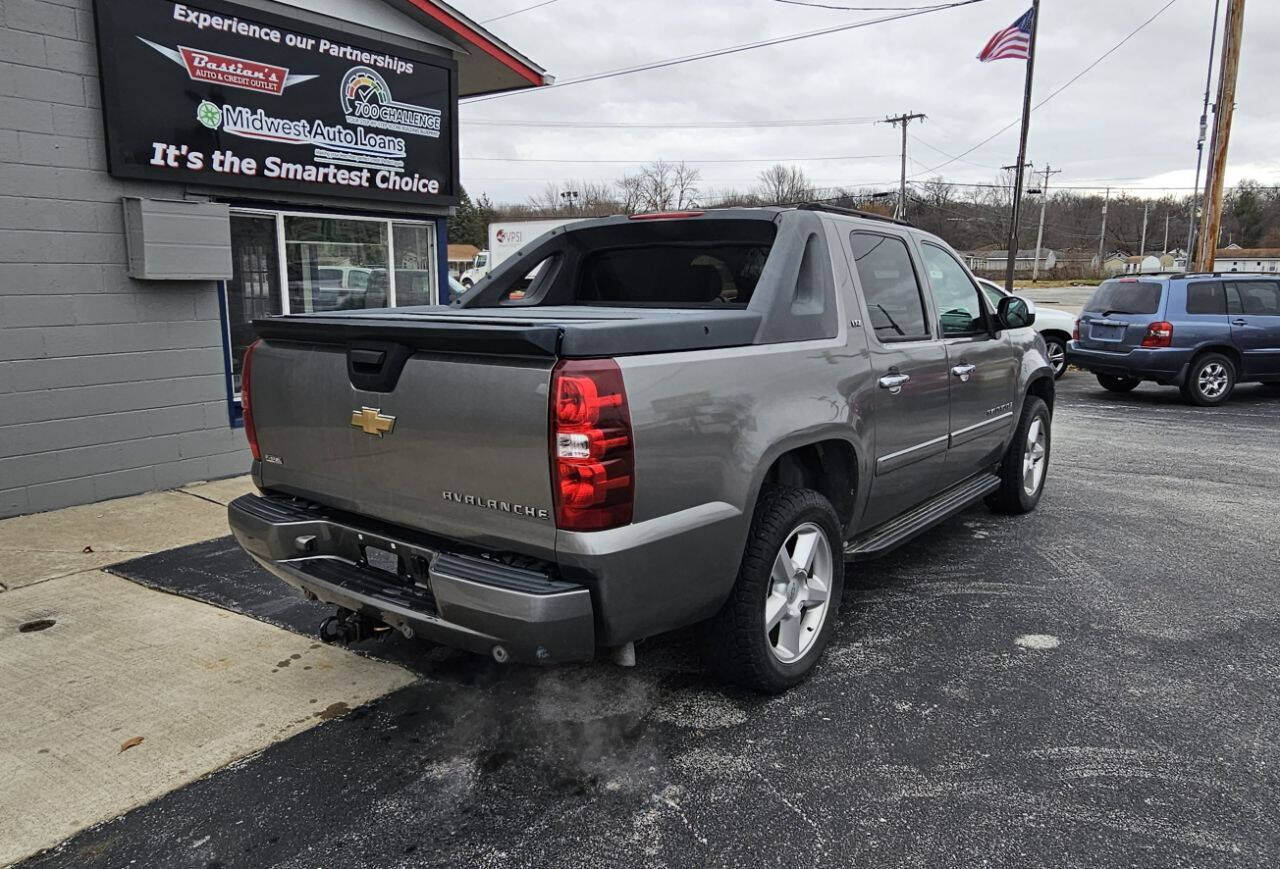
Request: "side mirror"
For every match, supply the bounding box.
[996,294,1036,331]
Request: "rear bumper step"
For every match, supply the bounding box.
[227,494,594,664]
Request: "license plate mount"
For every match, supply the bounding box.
[362,544,402,578]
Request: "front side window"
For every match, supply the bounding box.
[920,243,986,336]
[848,232,929,341]
[1232,280,1280,315]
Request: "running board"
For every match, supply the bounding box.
[844,473,1001,561]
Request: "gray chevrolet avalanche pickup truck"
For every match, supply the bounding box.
[228,206,1055,692]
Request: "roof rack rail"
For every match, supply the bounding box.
[796,202,914,227]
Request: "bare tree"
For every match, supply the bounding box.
[755,164,815,205]
[671,161,701,209]
[616,172,645,214]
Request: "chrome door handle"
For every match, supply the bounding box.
[878,373,910,394]
[1232,318,1247,326]
[951,364,976,382]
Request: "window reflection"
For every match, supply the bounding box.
[285,216,388,312]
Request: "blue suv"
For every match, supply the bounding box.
[1067,274,1280,405]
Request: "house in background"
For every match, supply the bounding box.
[1100,253,1129,275]
[1124,255,1164,274]
[1215,247,1280,273]
[963,249,1058,272]
[447,244,481,278]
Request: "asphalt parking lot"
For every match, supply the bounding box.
[25,375,1280,869]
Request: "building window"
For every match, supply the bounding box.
[222,209,437,402]
[285,216,389,313]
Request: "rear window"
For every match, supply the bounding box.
[576,243,769,307]
[1085,280,1163,316]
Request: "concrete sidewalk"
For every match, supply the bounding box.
[0,476,254,592]
[0,478,417,866]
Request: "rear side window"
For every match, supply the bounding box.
[1085,280,1163,315]
[1185,281,1225,315]
[849,232,929,341]
[1232,280,1280,315]
[576,244,768,307]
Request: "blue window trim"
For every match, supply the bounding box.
[436,216,450,303]
[217,279,245,429]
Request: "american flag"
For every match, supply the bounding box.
[978,7,1034,62]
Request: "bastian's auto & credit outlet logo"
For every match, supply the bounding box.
[139,37,316,95]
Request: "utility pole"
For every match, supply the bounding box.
[1187,0,1225,260]
[881,112,926,221]
[1003,160,1032,277]
[1002,0,1042,291]
[1031,164,1061,282]
[1196,0,1246,272]
[1164,211,1171,254]
[1139,202,1149,257]
[1097,187,1111,276]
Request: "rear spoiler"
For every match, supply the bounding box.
[253,309,763,358]
[254,314,562,358]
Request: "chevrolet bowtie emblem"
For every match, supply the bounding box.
[350,407,396,437]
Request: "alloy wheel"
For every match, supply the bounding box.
[1022,417,1048,497]
[1198,362,1229,399]
[1047,340,1067,377]
[764,523,834,664]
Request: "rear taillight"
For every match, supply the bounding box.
[242,340,261,461]
[1141,321,1174,348]
[550,359,634,531]
[1072,318,1080,341]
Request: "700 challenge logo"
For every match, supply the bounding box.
[341,67,441,139]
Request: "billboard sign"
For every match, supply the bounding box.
[93,0,459,206]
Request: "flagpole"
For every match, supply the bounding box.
[1003,0,1040,292]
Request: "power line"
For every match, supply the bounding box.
[909,134,1000,170]
[461,116,884,129]
[910,0,1184,178]
[461,153,900,164]
[462,0,990,104]
[774,0,962,9]
[479,0,561,25]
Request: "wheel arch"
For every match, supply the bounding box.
[1189,343,1242,373]
[752,433,862,534]
[1025,373,1056,414]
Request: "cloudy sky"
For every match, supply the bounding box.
[447,0,1279,207]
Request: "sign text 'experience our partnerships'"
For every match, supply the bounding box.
[93,0,458,206]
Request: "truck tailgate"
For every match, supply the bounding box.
[248,338,557,557]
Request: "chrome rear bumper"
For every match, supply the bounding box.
[227,494,595,664]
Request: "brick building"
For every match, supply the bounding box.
[0,0,547,518]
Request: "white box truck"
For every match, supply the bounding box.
[458,218,581,288]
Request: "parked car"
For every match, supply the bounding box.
[977,278,1074,378]
[228,206,1056,693]
[1067,274,1280,405]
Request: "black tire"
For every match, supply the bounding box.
[699,486,844,694]
[461,279,473,289]
[986,396,1051,515]
[1044,335,1069,379]
[1180,352,1236,406]
[1096,373,1139,393]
